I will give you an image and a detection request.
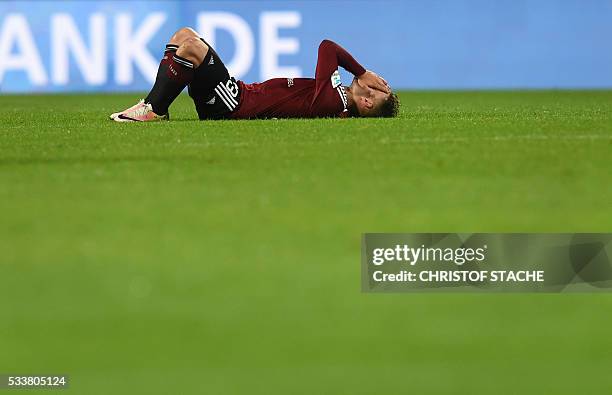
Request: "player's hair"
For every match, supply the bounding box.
[375,92,400,118]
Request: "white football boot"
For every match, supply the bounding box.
[109,99,145,120]
[110,101,169,122]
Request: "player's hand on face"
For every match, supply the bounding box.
[358,71,390,94]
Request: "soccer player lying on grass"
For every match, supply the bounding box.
[110,27,399,122]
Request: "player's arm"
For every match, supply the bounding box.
[311,40,388,110]
[315,39,366,81]
[311,39,363,111]
[317,40,389,92]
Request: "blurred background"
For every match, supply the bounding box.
[1,0,612,93]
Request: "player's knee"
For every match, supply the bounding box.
[169,27,199,46]
[177,37,208,65]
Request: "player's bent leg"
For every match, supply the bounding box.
[185,36,237,120]
[113,38,204,122]
[176,37,208,67]
[169,27,200,47]
[109,28,207,122]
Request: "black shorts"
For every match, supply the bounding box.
[188,40,241,120]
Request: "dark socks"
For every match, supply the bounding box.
[145,44,195,115]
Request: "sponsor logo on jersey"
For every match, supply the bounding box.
[206,97,216,105]
[287,78,294,87]
[208,57,215,66]
[337,86,348,110]
[331,70,342,88]
[215,79,240,111]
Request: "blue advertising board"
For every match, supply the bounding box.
[1,0,611,92]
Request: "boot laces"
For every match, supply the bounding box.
[127,102,154,118]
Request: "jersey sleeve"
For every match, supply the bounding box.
[310,40,366,114]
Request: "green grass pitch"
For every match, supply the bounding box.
[1,91,611,394]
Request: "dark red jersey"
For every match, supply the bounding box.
[230,40,366,119]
